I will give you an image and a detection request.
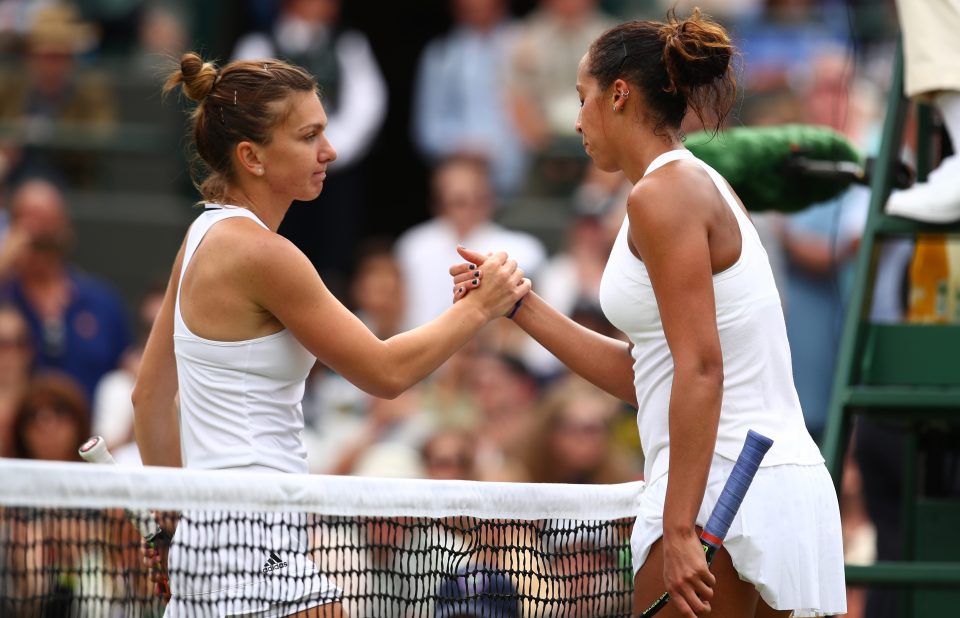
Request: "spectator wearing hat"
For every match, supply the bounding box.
[0,3,115,187]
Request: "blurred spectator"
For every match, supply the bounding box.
[302,244,423,473]
[779,52,878,442]
[732,0,849,91]
[525,166,624,376]
[232,0,386,295]
[658,0,760,22]
[0,179,131,402]
[395,154,546,331]
[91,281,164,459]
[435,567,520,618]
[506,0,614,154]
[324,390,431,477]
[0,3,115,187]
[467,350,538,482]
[412,0,526,196]
[348,239,406,339]
[73,0,144,54]
[420,427,477,481]
[544,516,632,616]
[524,376,635,484]
[129,1,189,73]
[418,341,482,431]
[10,371,89,461]
[0,303,33,456]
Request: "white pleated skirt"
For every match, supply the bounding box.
[164,511,341,618]
[631,454,847,617]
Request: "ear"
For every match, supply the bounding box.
[611,78,631,103]
[235,141,265,177]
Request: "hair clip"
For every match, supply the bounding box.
[234,90,238,106]
[263,63,269,71]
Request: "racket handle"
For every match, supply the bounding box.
[700,430,773,551]
[636,430,774,618]
[78,436,117,465]
[78,436,169,542]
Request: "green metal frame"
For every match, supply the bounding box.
[819,38,960,615]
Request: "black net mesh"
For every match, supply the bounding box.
[0,506,636,617]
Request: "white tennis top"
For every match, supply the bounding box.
[174,206,315,473]
[598,149,823,482]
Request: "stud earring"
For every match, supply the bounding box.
[258,167,264,175]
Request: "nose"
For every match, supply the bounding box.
[575,112,583,134]
[320,135,337,163]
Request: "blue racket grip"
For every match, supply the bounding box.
[701,430,773,550]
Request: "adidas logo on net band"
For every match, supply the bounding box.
[261,551,288,574]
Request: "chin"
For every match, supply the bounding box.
[300,187,323,202]
[594,159,620,174]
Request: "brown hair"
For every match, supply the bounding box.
[587,8,736,134]
[11,372,91,460]
[164,52,318,203]
[524,377,634,485]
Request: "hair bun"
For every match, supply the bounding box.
[660,8,732,97]
[167,52,220,102]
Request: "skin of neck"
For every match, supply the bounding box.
[222,175,289,233]
[606,91,684,184]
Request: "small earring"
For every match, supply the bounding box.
[257,167,264,175]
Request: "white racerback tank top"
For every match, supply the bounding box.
[598,149,823,482]
[174,206,316,473]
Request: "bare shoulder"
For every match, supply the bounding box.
[203,216,309,273]
[628,162,712,232]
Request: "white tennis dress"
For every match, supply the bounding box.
[598,150,846,616]
[166,206,340,617]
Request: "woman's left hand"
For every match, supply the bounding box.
[449,260,482,303]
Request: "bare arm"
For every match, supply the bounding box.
[132,242,184,468]
[251,236,530,400]
[628,176,724,617]
[453,247,637,405]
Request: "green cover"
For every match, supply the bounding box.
[687,124,863,212]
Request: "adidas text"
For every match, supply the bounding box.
[261,552,288,574]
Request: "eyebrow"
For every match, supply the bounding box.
[298,122,326,132]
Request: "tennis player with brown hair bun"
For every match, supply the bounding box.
[133,52,529,617]
[454,10,845,618]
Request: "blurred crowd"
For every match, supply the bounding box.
[0,0,909,615]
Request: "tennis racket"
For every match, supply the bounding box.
[636,429,774,617]
[78,436,171,598]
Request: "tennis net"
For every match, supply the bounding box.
[0,458,641,617]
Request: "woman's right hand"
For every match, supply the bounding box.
[454,249,530,320]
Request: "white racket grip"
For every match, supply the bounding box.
[78,436,116,464]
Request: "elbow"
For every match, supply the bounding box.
[367,371,408,401]
[130,379,147,413]
[677,356,724,392]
